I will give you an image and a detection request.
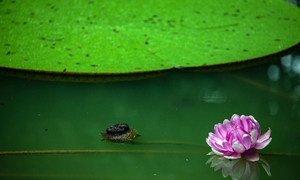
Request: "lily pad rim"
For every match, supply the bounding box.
[1,43,299,76]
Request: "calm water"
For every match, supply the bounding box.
[0,52,300,179]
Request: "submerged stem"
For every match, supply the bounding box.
[260,152,300,157]
[134,140,206,147]
[0,140,208,156]
[0,149,202,156]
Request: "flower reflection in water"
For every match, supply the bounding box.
[206,154,271,180]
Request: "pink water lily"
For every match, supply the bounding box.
[206,114,272,162]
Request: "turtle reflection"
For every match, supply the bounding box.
[206,154,271,180]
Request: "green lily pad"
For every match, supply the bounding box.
[0,0,300,75]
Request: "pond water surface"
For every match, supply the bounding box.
[0,52,300,179]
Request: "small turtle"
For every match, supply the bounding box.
[101,123,140,142]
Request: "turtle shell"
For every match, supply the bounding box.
[102,123,140,142]
[106,123,130,135]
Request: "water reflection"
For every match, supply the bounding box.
[202,90,227,104]
[206,155,271,180]
[265,50,300,118]
[280,54,300,76]
[267,65,280,82]
[267,51,300,96]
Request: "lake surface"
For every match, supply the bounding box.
[0,51,300,179]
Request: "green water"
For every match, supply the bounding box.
[0,55,300,179]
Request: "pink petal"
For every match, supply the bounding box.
[223,119,230,124]
[211,147,224,156]
[206,138,212,147]
[222,141,233,151]
[215,140,224,147]
[214,141,228,151]
[222,119,231,131]
[248,115,256,121]
[207,134,227,152]
[249,115,260,134]
[222,150,234,156]
[257,128,271,144]
[214,124,225,138]
[241,117,249,132]
[227,132,235,144]
[208,132,214,137]
[224,152,241,159]
[209,133,223,144]
[242,134,252,150]
[255,138,272,150]
[250,129,258,144]
[211,134,224,145]
[231,114,240,125]
[213,124,221,137]
[231,114,240,120]
[240,115,247,130]
[232,141,246,153]
[217,125,227,138]
[235,129,246,144]
[206,138,224,152]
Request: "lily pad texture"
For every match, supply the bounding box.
[0,0,300,75]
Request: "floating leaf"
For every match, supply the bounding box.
[0,0,299,76]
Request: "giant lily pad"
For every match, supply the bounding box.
[0,0,300,75]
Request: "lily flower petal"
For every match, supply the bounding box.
[255,138,272,150]
[257,128,271,144]
[206,115,272,161]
